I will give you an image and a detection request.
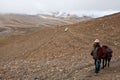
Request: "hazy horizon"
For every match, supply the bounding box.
[0,0,120,17]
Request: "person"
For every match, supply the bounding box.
[91,39,103,73]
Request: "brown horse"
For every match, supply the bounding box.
[101,45,113,69]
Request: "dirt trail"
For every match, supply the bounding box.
[0,54,119,80]
[84,58,120,80]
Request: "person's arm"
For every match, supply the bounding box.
[91,50,93,56]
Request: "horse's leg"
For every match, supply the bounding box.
[102,58,105,69]
[108,61,110,67]
[104,57,107,67]
[108,57,111,67]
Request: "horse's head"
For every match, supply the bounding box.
[101,45,108,57]
[102,45,108,53]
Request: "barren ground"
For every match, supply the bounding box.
[0,13,120,80]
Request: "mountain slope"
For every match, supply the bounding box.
[0,14,92,38]
[0,12,120,79]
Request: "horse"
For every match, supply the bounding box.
[101,45,112,69]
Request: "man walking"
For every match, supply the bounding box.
[91,39,103,73]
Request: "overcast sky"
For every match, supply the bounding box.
[0,0,120,16]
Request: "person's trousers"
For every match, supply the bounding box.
[94,59,101,73]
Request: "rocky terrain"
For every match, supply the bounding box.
[0,12,120,80]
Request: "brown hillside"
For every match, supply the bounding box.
[0,13,120,80]
[0,14,91,39]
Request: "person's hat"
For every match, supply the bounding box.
[94,39,100,43]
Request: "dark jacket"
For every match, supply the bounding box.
[91,44,103,59]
